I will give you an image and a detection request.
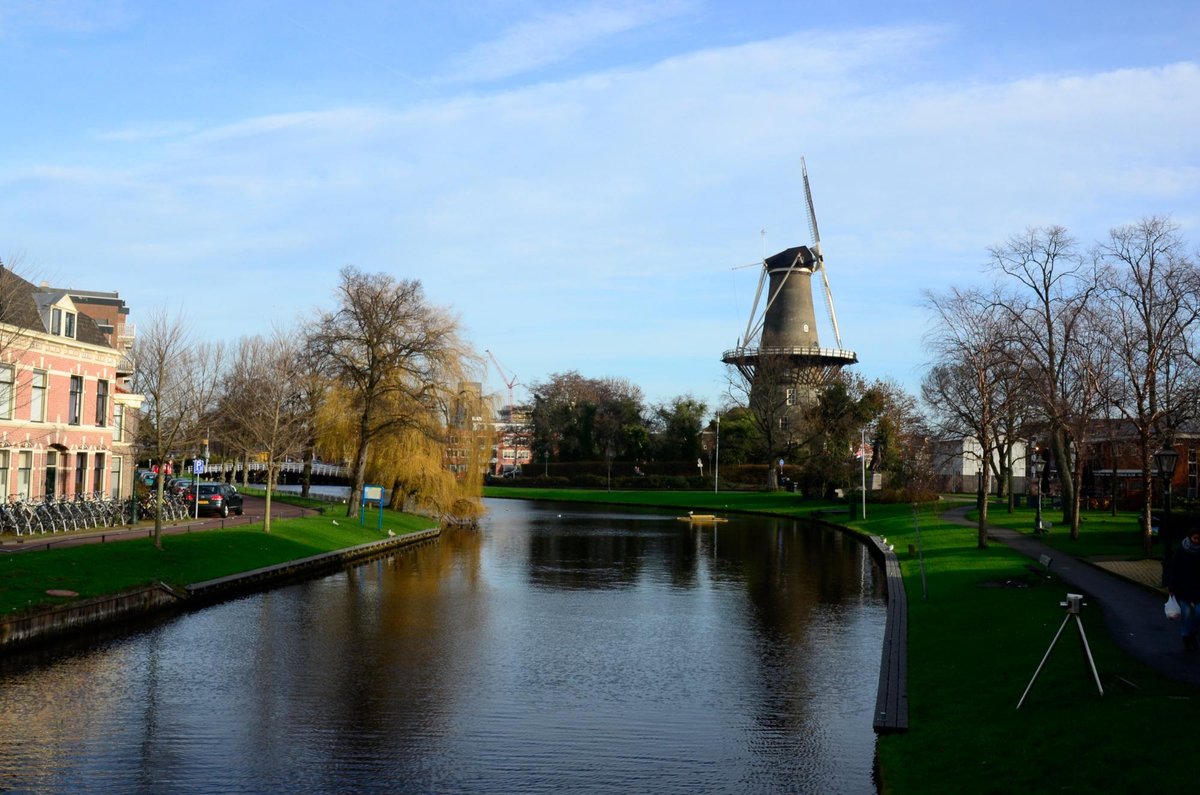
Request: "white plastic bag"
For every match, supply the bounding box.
[1165,595,1182,620]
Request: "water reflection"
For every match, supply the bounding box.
[0,499,883,794]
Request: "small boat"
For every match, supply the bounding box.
[677,513,729,523]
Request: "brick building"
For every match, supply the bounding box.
[0,268,142,501]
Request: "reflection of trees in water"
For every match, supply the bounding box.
[232,528,488,785]
[705,518,885,754]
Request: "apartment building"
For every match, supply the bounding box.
[0,268,142,501]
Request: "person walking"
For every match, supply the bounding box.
[1168,528,1200,651]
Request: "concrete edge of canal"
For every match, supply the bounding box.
[866,534,909,734]
[0,528,441,654]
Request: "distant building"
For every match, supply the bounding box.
[493,404,532,476]
[932,436,1030,495]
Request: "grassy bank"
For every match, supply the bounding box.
[486,487,1198,792]
[0,507,435,615]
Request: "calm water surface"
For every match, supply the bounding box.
[0,499,885,794]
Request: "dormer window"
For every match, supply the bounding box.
[50,306,76,338]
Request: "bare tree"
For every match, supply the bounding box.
[922,287,1016,548]
[308,267,464,517]
[989,225,1100,537]
[130,310,225,548]
[1094,216,1200,555]
[223,329,311,532]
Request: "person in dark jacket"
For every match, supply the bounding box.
[1168,529,1200,651]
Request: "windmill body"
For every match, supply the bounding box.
[722,162,857,409]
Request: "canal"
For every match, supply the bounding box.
[0,499,885,794]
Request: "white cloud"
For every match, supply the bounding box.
[440,0,696,83]
[5,19,1198,404]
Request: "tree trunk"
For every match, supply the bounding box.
[1140,436,1155,557]
[1050,431,1076,528]
[264,464,275,533]
[977,460,990,549]
[301,442,314,499]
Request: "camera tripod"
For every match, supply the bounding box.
[1017,593,1104,710]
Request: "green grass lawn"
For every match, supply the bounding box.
[0,507,436,615]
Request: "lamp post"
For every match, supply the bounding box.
[1152,443,1180,514]
[1153,442,1181,586]
[1033,454,1047,534]
[714,412,720,494]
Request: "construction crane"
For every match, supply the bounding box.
[485,349,518,416]
[485,350,520,476]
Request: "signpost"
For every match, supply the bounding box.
[361,484,384,529]
[192,458,206,519]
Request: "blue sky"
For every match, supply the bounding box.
[2,1,1198,412]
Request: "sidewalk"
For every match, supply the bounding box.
[943,505,1200,690]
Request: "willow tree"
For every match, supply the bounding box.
[313,382,487,523]
[308,266,467,517]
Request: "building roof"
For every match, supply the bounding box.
[0,267,112,348]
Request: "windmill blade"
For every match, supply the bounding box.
[741,263,769,345]
[801,156,821,259]
[820,267,844,349]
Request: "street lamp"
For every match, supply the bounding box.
[1033,454,1047,534]
[1152,442,1180,514]
[1153,442,1181,587]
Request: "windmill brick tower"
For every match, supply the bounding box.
[722,159,857,412]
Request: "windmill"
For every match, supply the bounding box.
[722,158,857,402]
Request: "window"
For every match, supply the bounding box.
[0,451,9,497]
[64,312,76,338]
[44,451,58,498]
[30,370,46,422]
[0,365,12,420]
[93,453,104,497]
[110,455,122,500]
[69,375,83,425]
[51,308,62,335]
[96,380,109,427]
[785,387,797,407]
[75,451,88,494]
[17,451,31,500]
[114,404,124,442]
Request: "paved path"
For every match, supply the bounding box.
[943,505,1200,690]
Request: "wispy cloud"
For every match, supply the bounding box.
[440,0,695,84]
[0,0,132,38]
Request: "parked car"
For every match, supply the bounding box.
[167,478,195,496]
[184,482,244,518]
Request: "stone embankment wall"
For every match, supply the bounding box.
[0,528,440,653]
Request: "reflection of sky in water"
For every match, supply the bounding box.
[0,498,884,794]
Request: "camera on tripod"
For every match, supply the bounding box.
[1019,593,1103,708]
